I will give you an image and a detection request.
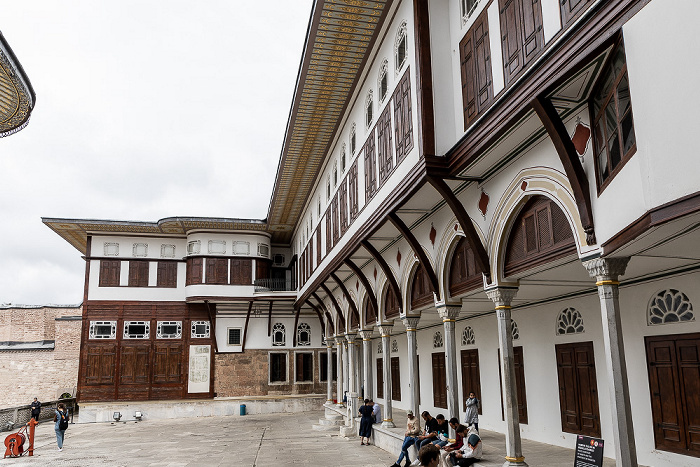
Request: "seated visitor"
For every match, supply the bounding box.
[450,426,482,466]
[416,411,441,451]
[389,410,422,467]
[418,443,441,467]
[373,400,382,424]
[431,414,449,448]
[438,422,466,467]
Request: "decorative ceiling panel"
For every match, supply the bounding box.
[267,0,392,244]
[0,31,35,137]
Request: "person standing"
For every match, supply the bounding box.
[54,403,69,451]
[30,398,41,422]
[463,392,479,431]
[358,399,374,445]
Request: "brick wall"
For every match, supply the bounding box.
[215,348,332,397]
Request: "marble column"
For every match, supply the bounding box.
[378,324,395,428]
[355,340,363,401]
[485,286,527,467]
[345,333,358,426]
[326,340,334,403]
[359,329,373,401]
[336,336,345,407]
[343,339,350,401]
[583,257,637,467]
[435,302,460,435]
[402,315,421,418]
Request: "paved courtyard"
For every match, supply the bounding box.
[1,410,628,466]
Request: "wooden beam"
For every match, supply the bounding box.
[426,175,491,279]
[388,212,440,300]
[531,95,596,244]
[204,300,218,353]
[267,300,274,337]
[293,305,301,347]
[304,299,327,336]
[344,258,378,325]
[331,272,360,326]
[361,239,403,315]
[320,283,346,328]
[242,300,253,352]
[312,292,340,334]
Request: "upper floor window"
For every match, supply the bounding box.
[461,0,479,22]
[395,21,408,72]
[350,123,357,154]
[333,164,338,187]
[297,323,311,346]
[123,321,150,339]
[187,240,201,255]
[318,199,321,217]
[99,259,121,287]
[459,8,493,129]
[157,321,182,339]
[327,177,331,200]
[365,90,374,128]
[341,144,347,172]
[378,60,389,102]
[591,40,636,192]
[272,323,286,346]
[103,242,119,256]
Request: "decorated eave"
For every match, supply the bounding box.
[0,31,35,137]
[42,217,268,255]
[267,0,392,244]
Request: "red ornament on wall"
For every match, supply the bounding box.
[571,120,591,156]
[356,280,359,291]
[374,267,377,280]
[521,180,528,191]
[397,250,401,267]
[429,224,437,246]
[478,191,489,217]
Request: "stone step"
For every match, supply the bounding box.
[318,418,344,426]
[339,425,357,438]
[312,423,341,432]
[324,414,344,421]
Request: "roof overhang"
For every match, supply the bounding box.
[0,31,35,137]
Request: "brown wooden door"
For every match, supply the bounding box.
[555,342,600,437]
[376,358,384,399]
[153,343,183,384]
[461,349,482,414]
[646,333,700,457]
[499,346,528,424]
[119,345,150,384]
[432,353,447,409]
[391,356,401,401]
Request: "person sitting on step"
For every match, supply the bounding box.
[418,443,441,467]
[431,415,449,448]
[450,425,481,466]
[389,410,422,467]
[438,421,466,467]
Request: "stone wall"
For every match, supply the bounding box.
[215,348,332,397]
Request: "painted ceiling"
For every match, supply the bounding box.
[0,31,35,137]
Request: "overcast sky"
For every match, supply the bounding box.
[0,1,313,305]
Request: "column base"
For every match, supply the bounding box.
[503,457,528,467]
[381,419,395,428]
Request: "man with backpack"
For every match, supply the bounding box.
[54,403,69,451]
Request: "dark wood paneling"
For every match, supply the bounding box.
[393,68,413,164]
[153,343,183,384]
[461,349,482,415]
[377,105,393,186]
[555,341,600,437]
[432,352,447,409]
[186,258,203,285]
[449,237,483,297]
[348,159,359,221]
[377,358,384,399]
[364,129,377,201]
[339,178,349,235]
[230,258,252,285]
[412,0,435,158]
[157,261,178,288]
[256,259,270,281]
[384,286,400,319]
[128,260,149,287]
[410,264,434,310]
[391,356,401,401]
[499,0,544,86]
[99,260,121,287]
[460,9,493,129]
[561,0,594,27]
[205,258,228,285]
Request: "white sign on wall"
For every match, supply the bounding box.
[188,344,211,393]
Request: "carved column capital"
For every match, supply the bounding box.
[377,325,393,337]
[582,257,630,282]
[326,339,334,349]
[358,329,374,340]
[436,302,460,321]
[344,332,358,344]
[335,335,346,345]
[402,316,420,331]
[485,286,519,308]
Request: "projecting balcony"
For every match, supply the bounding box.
[254,278,296,293]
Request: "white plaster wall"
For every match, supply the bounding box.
[89,235,187,260]
[540,0,562,43]
[218,315,325,351]
[429,0,457,156]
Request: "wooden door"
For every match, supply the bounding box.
[432,353,447,408]
[499,346,528,424]
[391,356,401,401]
[119,345,150,384]
[646,333,700,457]
[376,358,384,399]
[461,349,482,414]
[555,342,600,437]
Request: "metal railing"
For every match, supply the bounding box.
[0,398,77,432]
[253,278,296,292]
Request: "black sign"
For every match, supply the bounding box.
[574,435,604,467]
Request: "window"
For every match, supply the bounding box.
[160,244,176,258]
[191,321,210,338]
[205,258,228,284]
[327,177,331,199]
[297,323,311,346]
[393,69,413,164]
[270,352,287,383]
[365,90,374,128]
[318,200,321,218]
[228,327,242,345]
[123,321,150,339]
[461,349,482,414]
[556,308,585,334]
[348,160,359,221]
[461,0,479,21]
[499,0,545,86]
[395,21,408,72]
[187,240,201,255]
[89,321,116,339]
[208,240,226,254]
[341,145,346,172]
[99,260,121,287]
[350,124,357,154]
[377,106,393,185]
[333,165,338,187]
[591,41,636,191]
[378,59,389,102]
[156,321,182,339]
[433,331,444,348]
[272,323,286,346]
[339,179,348,235]
[103,242,119,256]
[391,356,401,400]
[459,8,493,129]
[186,257,203,285]
[132,243,148,257]
[648,289,695,325]
[258,244,270,258]
[295,352,313,382]
[157,261,177,287]
[320,351,328,382]
[376,358,384,398]
[229,258,251,285]
[128,260,149,287]
[432,353,447,408]
[462,326,476,346]
[364,129,377,201]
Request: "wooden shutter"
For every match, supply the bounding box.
[256,259,270,280]
[391,356,401,401]
[85,344,116,385]
[364,130,377,201]
[230,258,252,285]
[498,346,528,424]
[560,0,593,27]
[393,69,413,164]
[348,159,359,221]
[555,342,600,437]
[499,0,544,86]
[377,358,384,399]
[205,258,228,284]
[339,178,348,234]
[296,353,304,382]
[460,9,493,129]
[410,264,433,310]
[99,260,121,287]
[461,349,483,414]
[332,194,339,243]
[316,226,322,264]
[432,353,448,409]
[320,352,328,382]
[449,237,482,296]
[385,287,400,319]
[186,257,203,285]
[157,261,178,287]
[119,345,150,384]
[377,106,393,185]
[128,260,149,287]
[325,208,333,251]
[153,343,182,384]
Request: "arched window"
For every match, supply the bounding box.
[333,164,338,187]
[297,323,311,346]
[272,323,286,346]
[449,236,483,297]
[395,21,408,72]
[366,90,374,128]
[648,289,695,325]
[378,59,389,102]
[433,331,444,348]
[511,320,519,340]
[350,123,357,154]
[556,308,584,335]
[504,196,576,276]
[391,339,399,353]
[410,263,433,310]
[461,326,475,346]
[341,144,347,172]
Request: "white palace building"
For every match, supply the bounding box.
[44,1,700,466]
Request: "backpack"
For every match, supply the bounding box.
[58,411,69,430]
